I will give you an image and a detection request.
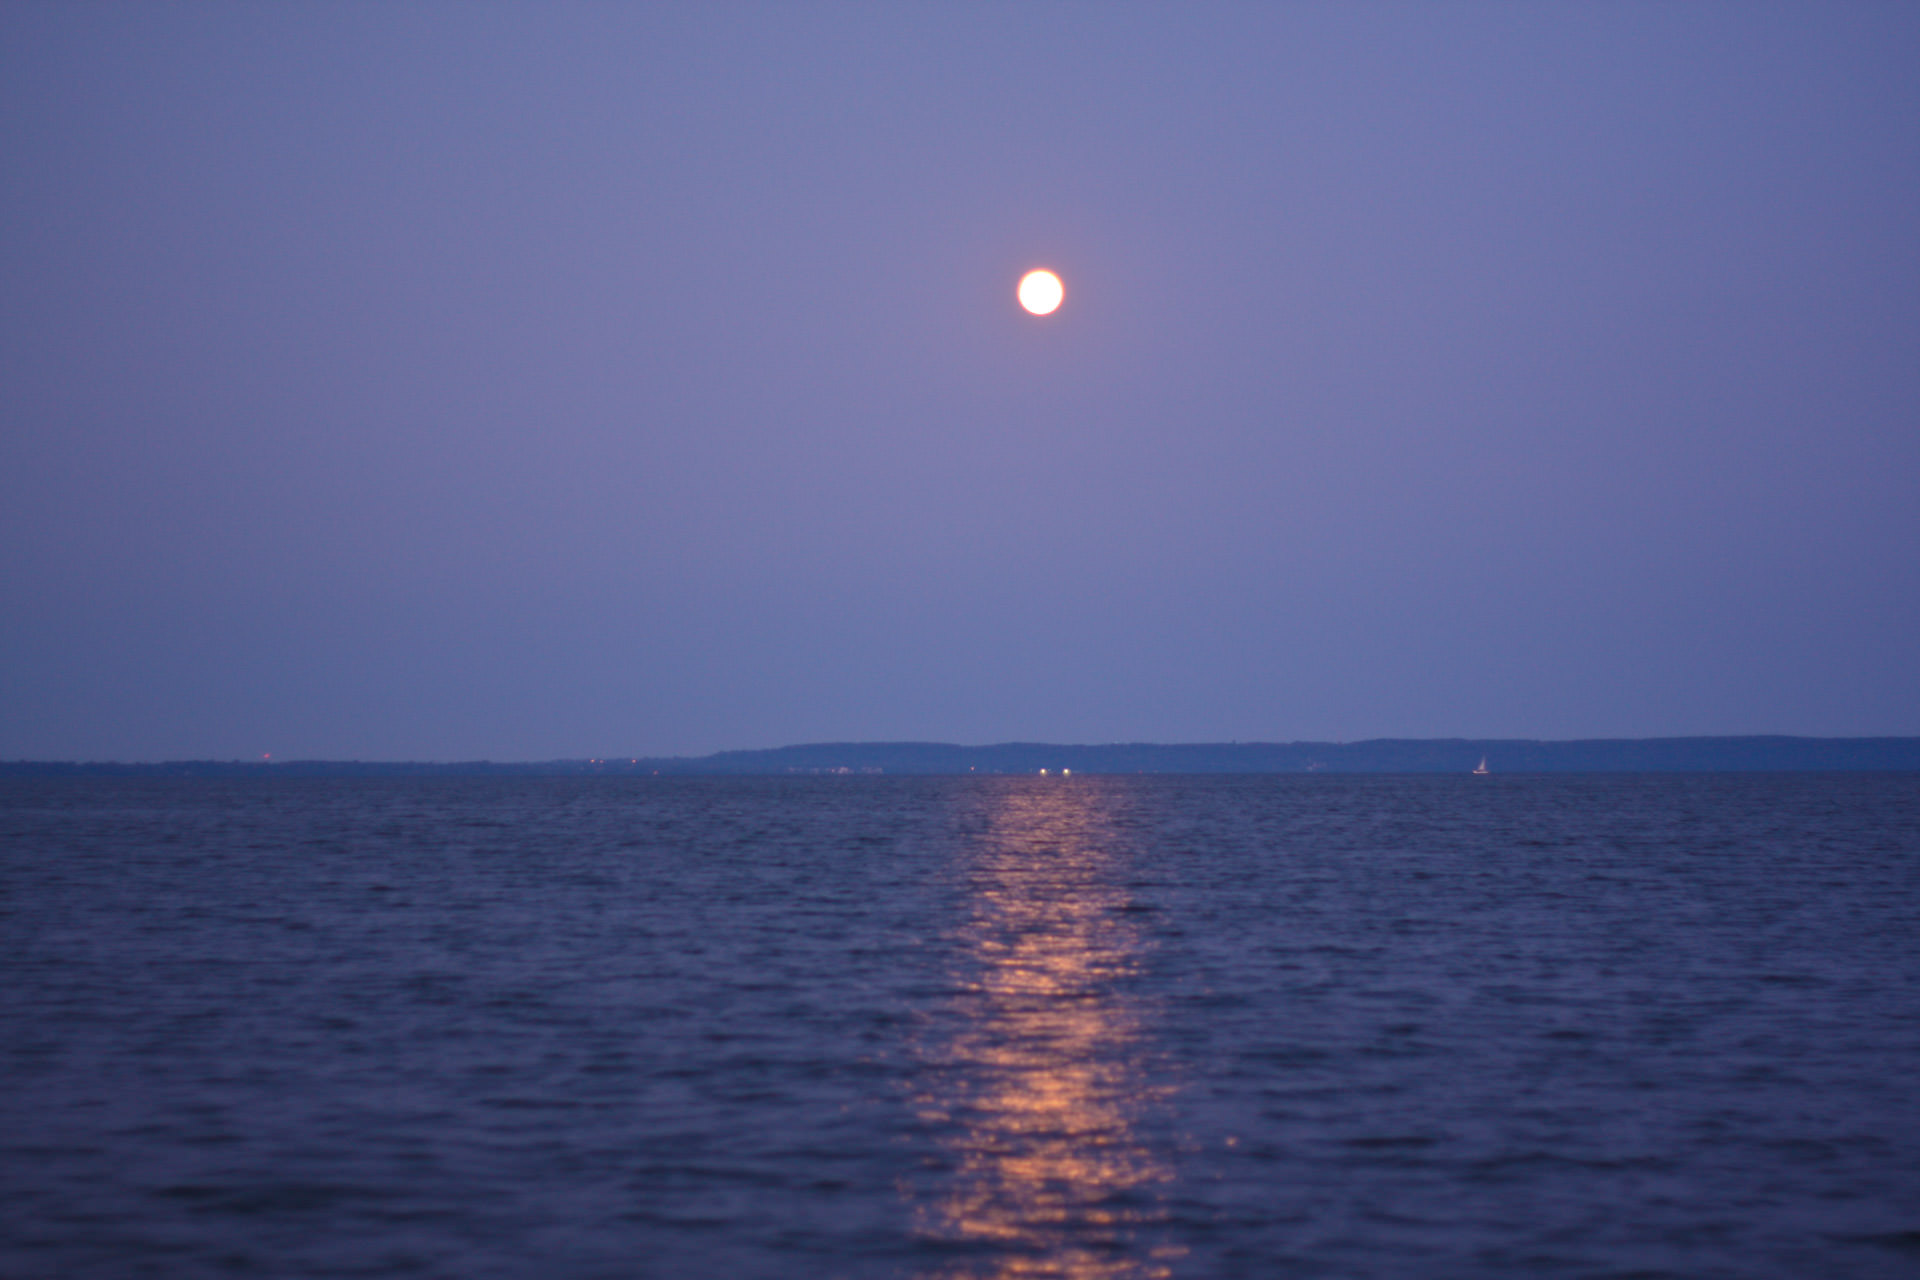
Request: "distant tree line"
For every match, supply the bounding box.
[5,736,1920,777]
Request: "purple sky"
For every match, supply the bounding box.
[4,3,1917,760]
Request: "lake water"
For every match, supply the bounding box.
[3,773,1918,1278]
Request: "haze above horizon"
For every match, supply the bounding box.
[3,4,1916,760]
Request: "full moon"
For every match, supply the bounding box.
[1017,269,1064,316]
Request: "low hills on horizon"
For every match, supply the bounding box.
[5,736,1920,777]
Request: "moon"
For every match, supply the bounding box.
[1017,269,1064,316]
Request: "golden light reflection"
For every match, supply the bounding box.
[916,778,1180,1280]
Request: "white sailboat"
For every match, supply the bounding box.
[1472,757,1490,775]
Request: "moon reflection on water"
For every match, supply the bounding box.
[915,778,1181,1280]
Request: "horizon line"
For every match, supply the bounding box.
[7,733,1920,773]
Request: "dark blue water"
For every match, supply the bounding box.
[4,774,1918,1278]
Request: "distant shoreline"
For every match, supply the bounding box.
[5,736,1920,777]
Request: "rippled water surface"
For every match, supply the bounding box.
[4,774,1919,1278]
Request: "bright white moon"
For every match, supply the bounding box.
[1017,269,1064,316]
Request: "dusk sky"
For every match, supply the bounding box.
[4,3,1917,760]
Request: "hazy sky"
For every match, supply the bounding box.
[4,3,1917,759]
